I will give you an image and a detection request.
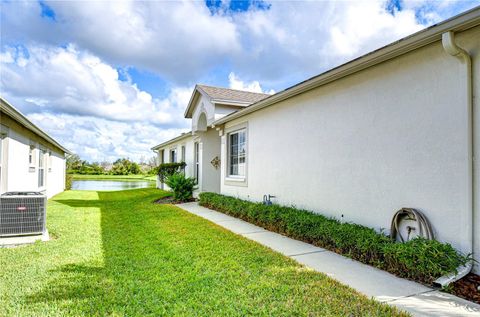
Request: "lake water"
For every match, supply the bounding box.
[71,180,156,191]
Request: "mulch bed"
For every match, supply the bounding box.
[449,273,480,304]
[154,197,196,205]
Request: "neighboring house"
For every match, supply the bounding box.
[152,8,480,272]
[152,84,269,192]
[0,97,70,198]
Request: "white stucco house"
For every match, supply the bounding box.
[152,8,480,272]
[0,97,70,198]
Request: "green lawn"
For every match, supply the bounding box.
[71,174,157,181]
[0,189,407,316]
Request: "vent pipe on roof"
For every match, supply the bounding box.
[434,31,474,287]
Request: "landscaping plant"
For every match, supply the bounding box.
[1,188,407,316]
[156,162,186,183]
[165,172,197,202]
[199,192,470,285]
[65,174,73,190]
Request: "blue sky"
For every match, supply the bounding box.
[1,0,479,162]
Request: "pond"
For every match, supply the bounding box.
[71,180,156,191]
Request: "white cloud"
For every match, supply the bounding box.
[2,0,440,88]
[228,72,274,94]
[1,0,477,161]
[26,112,186,162]
[2,0,476,87]
[0,44,192,161]
[1,0,241,83]
[1,45,192,127]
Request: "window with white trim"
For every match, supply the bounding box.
[181,145,186,162]
[29,144,35,166]
[38,149,46,188]
[170,148,177,163]
[48,151,52,172]
[228,129,246,177]
[194,142,199,183]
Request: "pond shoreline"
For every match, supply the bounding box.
[71,179,156,191]
[71,174,157,181]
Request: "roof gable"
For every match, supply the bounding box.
[184,84,270,118]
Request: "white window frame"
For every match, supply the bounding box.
[29,141,36,171]
[158,149,164,165]
[181,145,186,163]
[38,147,46,189]
[224,122,248,187]
[0,125,8,194]
[194,142,199,184]
[170,147,177,163]
[48,150,53,172]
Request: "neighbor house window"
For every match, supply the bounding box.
[29,145,35,165]
[181,145,186,162]
[170,148,177,163]
[228,129,246,177]
[0,125,8,193]
[0,133,4,191]
[38,149,46,188]
[158,150,164,164]
[48,151,52,172]
[194,142,199,183]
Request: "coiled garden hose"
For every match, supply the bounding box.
[390,208,434,242]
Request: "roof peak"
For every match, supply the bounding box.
[196,84,271,97]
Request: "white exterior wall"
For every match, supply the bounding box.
[198,128,221,193]
[0,122,66,198]
[221,26,480,271]
[192,94,215,131]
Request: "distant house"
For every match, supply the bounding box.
[153,8,480,273]
[0,97,70,198]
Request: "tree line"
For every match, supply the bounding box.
[67,154,157,175]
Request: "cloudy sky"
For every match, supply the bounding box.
[1,0,478,162]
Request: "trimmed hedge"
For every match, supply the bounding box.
[199,192,469,285]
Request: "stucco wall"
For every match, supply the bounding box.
[192,94,215,131]
[1,114,66,198]
[221,26,480,271]
[198,128,221,193]
[156,129,221,194]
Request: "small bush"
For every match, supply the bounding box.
[165,173,197,202]
[199,192,469,285]
[65,174,73,190]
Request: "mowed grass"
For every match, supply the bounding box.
[0,189,408,316]
[71,174,157,181]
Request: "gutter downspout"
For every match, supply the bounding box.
[434,31,474,287]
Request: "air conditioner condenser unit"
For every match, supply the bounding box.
[0,192,47,237]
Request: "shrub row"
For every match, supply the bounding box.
[199,192,469,285]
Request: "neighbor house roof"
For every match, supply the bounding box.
[213,6,480,126]
[151,131,192,151]
[184,84,270,118]
[0,97,71,154]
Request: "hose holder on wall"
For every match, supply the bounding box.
[390,208,434,242]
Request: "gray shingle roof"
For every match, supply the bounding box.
[197,84,270,104]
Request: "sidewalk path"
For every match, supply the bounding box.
[178,202,480,317]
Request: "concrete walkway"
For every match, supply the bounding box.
[178,202,480,317]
